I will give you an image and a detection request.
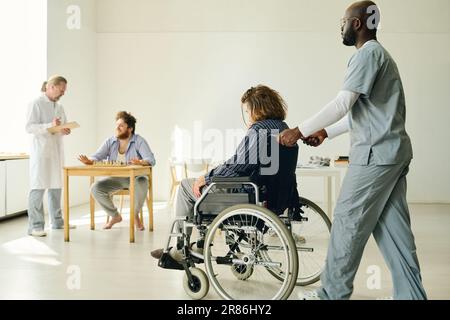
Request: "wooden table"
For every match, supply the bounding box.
[63,165,153,243]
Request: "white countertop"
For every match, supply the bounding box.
[0,153,29,160]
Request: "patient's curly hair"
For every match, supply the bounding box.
[116,111,137,134]
[241,85,287,122]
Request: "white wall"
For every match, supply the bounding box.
[0,0,47,154]
[47,0,97,206]
[94,0,450,203]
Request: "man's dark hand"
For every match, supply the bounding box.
[304,129,328,147]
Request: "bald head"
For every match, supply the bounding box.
[341,1,380,47]
[347,1,377,14]
[346,1,380,33]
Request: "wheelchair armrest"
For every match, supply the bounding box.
[194,176,261,216]
[211,176,254,183]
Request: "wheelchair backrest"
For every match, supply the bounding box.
[258,136,300,215]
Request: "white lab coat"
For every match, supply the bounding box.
[26,94,67,189]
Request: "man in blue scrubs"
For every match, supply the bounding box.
[279,1,427,300]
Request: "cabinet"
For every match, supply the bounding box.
[6,159,29,215]
[0,158,29,219]
[0,162,5,217]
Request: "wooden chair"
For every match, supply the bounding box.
[169,158,212,206]
[169,158,186,205]
[184,159,210,179]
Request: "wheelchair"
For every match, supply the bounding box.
[157,145,331,300]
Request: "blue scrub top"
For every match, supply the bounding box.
[343,40,413,165]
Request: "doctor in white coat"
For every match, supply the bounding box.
[26,76,74,237]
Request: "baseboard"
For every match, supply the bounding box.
[0,211,27,222]
[407,201,450,205]
[306,200,450,206]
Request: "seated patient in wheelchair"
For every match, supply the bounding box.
[152,85,301,262]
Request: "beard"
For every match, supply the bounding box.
[342,28,357,46]
[116,131,131,140]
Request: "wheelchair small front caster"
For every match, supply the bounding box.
[183,267,209,300]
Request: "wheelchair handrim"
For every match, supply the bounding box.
[204,204,298,300]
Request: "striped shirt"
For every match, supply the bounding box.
[205,119,289,184]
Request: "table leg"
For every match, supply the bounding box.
[90,176,95,230]
[129,173,135,243]
[325,176,332,219]
[148,171,154,232]
[64,169,70,242]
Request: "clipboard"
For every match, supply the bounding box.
[47,121,80,134]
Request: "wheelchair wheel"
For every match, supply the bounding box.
[204,204,298,300]
[183,267,209,300]
[263,197,331,286]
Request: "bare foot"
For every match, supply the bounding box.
[103,215,123,229]
[135,216,145,231]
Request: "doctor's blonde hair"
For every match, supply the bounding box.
[41,75,68,92]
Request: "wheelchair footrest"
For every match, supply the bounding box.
[158,252,185,271]
[289,208,307,222]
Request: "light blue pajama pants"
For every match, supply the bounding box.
[317,154,427,300]
[90,176,149,217]
[28,189,64,234]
